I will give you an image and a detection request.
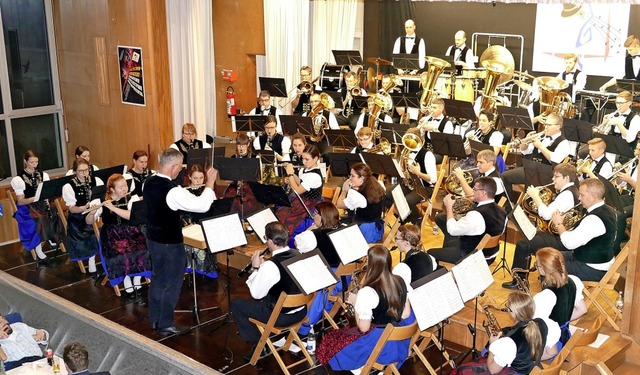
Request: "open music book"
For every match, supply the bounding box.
[511,205,537,241]
[328,223,369,265]
[409,250,494,331]
[245,208,279,244]
[200,212,248,253]
[391,184,411,222]
[282,249,339,295]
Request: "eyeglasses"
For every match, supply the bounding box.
[263,234,268,241]
[76,169,90,173]
[394,237,404,242]
[615,101,629,105]
[505,304,512,313]
[546,123,561,126]
[183,132,195,136]
[472,187,484,191]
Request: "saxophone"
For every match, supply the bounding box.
[344,266,367,327]
[511,268,531,295]
[482,305,509,336]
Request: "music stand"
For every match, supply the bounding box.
[259,77,288,98]
[325,129,357,151]
[563,118,594,157]
[496,106,534,133]
[380,122,410,145]
[616,79,640,96]
[443,99,476,121]
[360,153,402,178]
[232,115,266,133]
[390,93,420,110]
[93,165,126,185]
[323,90,343,109]
[34,176,73,202]
[392,54,420,71]
[599,134,635,160]
[596,175,625,212]
[279,115,314,138]
[91,185,107,201]
[187,148,212,172]
[468,139,493,158]
[217,157,261,219]
[430,55,457,72]
[327,153,362,177]
[431,132,467,160]
[352,95,369,110]
[248,182,291,207]
[523,159,554,189]
[258,150,276,165]
[332,50,363,66]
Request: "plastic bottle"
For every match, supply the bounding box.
[616,291,624,313]
[307,326,316,355]
[432,224,438,235]
[46,348,53,366]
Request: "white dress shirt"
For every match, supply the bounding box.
[393,35,426,69]
[522,133,571,164]
[537,183,576,221]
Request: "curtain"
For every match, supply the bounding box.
[310,0,358,78]
[165,0,215,141]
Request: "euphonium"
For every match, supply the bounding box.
[419,57,451,108]
[367,137,392,154]
[511,268,531,295]
[551,92,575,119]
[308,93,331,142]
[535,76,571,123]
[482,305,509,336]
[479,60,513,114]
[399,133,424,191]
[548,203,584,234]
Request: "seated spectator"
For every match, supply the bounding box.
[63,342,111,375]
[0,314,48,370]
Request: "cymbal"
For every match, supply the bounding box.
[514,70,535,80]
[513,80,533,91]
[366,57,392,66]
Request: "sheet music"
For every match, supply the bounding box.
[246,208,279,243]
[391,185,410,221]
[451,251,494,302]
[231,116,237,132]
[34,183,43,202]
[201,213,248,253]
[409,271,465,331]
[328,224,369,265]
[512,205,537,241]
[392,158,405,179]
[286,254,338,294]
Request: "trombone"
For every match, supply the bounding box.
[278,76,320,108]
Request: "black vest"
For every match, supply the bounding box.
[573,203,617,264]
[403,249,434,283]
[478,128,497,145]
[459,202,506,255]
[174,139,203,160]
[300,169,323,200]
[482,168,506,205]
[313,229,341,267]
[69,176,96,207]
[446,45,470,75]
[258,133,285,156]
[370,281,407,326]
[608,112,638,149]
[355,199,383,223]
[253,105,277,117]
[558,184,579,206]
[527,135,566,165]
[561,70,581,98]
[19,170,43,199]
[294,90,312,114]
[583,156,611,180]
[414,148,431,186]
[101,196,130,226]
[266,249,303,312]
[127,169,152,197]
[548,277,577,326]
[399,36,420,54]
[624,55,640,80]
[504,319,548,374]
[144,175,183,244]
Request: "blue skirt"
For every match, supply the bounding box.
[358,220,384,244]
[14,205,41,251]
[328,312,416,371]
[299,272,351,336]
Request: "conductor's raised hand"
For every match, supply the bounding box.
[205,167,218,189]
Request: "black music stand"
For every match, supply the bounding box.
[258,150,276,165]
[496,106,534,133]
[431,132,467,160]
[430,55,457,71]
[187,148,212,172]
[523,159,554,189]
[323,90,343,109]
[562,118,594,158]
[325,129,357,151]
[380,122,410,144]
[233,115,266,134]
[596,175,625,212]
[599,134,635,160]
[34,176,74,202]
[259,77,288,98]
[93,165,126,185]
[468,139,492,158]
[91,185,107,201]
[360,153,402,178]
[390,93,420,110]
[392,54,420,71]
[217,157,261,219]
[443,99,476,121]
[332,50,363,66]
[327,153,362,177]
[616,79,640,96]
[279,115,313,137]
[248,182,291,207]
[353,95,369,110]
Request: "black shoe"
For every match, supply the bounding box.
[134,294,147,307]
[36,257,51,268]
[243,344,270,362]
[501,279,519,290]
[157,325,189,336]
[150,322,158,330]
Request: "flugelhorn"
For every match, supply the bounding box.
[609,156,637,180]
[575,156,594,174]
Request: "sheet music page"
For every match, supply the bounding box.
[318,162,327,179]
[231,116,237,132]
[201,213,248,253]
[451,251,494,302]
[512,205,537,241]
[391,185,411,221]
[246,208,279,243]
[328,225,369,264]
[182,224,205,242]
[34,183,43,202]
[409,272,465,331]
[286,254,338,294]
[392,158,405,179]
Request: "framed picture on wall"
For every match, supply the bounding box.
[118,45,146,106]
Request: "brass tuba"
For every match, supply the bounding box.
[419,57,452,108]
[308,93,331,142]
[478,46,515,115]
[535,77,575,122]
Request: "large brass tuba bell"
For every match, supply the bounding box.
[399,133,424,192]
[419,56,452,108]
[478,46,515,114]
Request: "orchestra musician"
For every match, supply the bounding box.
[304,92,340,155]
[533,247,587,360]
[616,143,639,219]
[445,30,475,73]
[316,245,414,372]
[305,92,340,129]
[417,98,455,143]
[225,134,262,218]
[599,35,640,92]
[285,132,307,165]
[97,174,151,303]
[252,115,291,162]
[465,110,504,156]
[337,162,386,243]
[556,53,586,103]
[453,149,507,205]
[392,19,426,72]
[248,90,283,133]
[274,144,323,236]
[593,91,640,150]
[293,201,342,337]
[169,122,211,161]
[144,148,217,336]
[351,127,375,154]
[62,158,104,277]
[336,71,366,130]
[392,223,438,290]
[353,96,392,135]
[501,114,571,202]
[230,221,306,363]
[524,162,579,228]
[10,150,65,265]
[66,145,99,177]
[429,177,507,264]
[292,65,322,116]
[127,149,155,198]
[579,138,612,180]
[451,291,560,375]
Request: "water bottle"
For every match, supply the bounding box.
[307,326,316,355]
[46,348,53,366]
[432,224,438,235]
[616,291,624,313]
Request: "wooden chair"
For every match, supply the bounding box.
[55,198,88,273]
[381,204,402,248]
[248,292,315,374]
[532,328,585,374]
[359,321,420,375]
[5,190,37,261]
[322,262,360,329]
[421,155,449,230]
[564,314,607,369]
[581,245,629,331]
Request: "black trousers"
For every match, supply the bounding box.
[511,231,566,270]
[230,298,307,342]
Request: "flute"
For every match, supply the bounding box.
[81,192,132,214]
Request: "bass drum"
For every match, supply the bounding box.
[320,63,349,91]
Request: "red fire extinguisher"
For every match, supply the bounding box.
[226,86,237,116]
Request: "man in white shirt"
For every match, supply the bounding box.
[556,53,586,103]
[248,90,283,133]
[445,30,475,73]
[600,35,640,91]
[392,19,426,72]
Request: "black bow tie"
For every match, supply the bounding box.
[544,136,552,141]
[632,55,640,59]
[614,113,629,117]
[406,36,415,40]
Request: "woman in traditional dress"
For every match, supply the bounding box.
[275,144,324,235]
[62,158,103,277]
[66,145,99,177]
[98,174,151,301]
[127,149,154,197]
[169,122,211,160]
[224,132,263,218]
[285,132,307,165]
[10,150,64,265]
[391,223,438,290]
[316,245,414,372]
[337,162,385,243]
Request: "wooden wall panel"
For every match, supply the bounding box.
[93,36,110,106]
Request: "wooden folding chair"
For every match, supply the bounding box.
[381,204,402,248]
[359,321,420,375]
[412,324,456,375]
[564,314,607,369]
[323,262,360,329]
[533,328,585,374]
[581,245,629,331]
[248,292,315,374]
[421,155,449,230]
[55,198,87,273]
[6,190,38,261]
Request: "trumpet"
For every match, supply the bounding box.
[512,131,545,147]
[594,112,623,135]
[511,268,531,295]
[609,156,637,181]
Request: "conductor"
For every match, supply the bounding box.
[144,148,217,336]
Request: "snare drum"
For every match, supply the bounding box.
[434,73,452,98]
[320,63,349,91]
[454,78,475,102]
[461,68,487,80]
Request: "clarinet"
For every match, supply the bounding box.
[83,176,92,212]
[237,247,271,278]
